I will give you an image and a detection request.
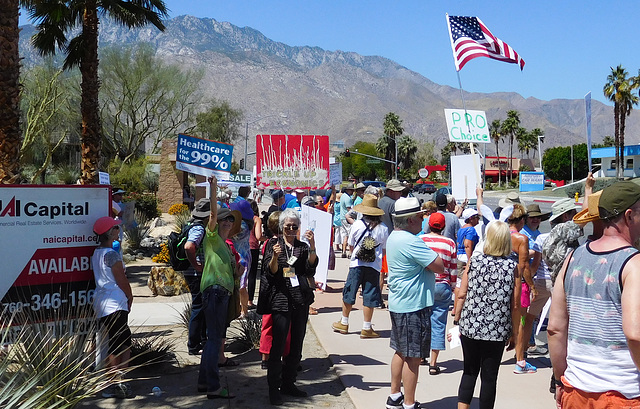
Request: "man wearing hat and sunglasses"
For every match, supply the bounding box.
[385,197,444,409]
[332,194,389,339]
[549,181,640,407]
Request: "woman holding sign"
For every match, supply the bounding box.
[257,208,318,405]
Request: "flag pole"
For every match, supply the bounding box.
[447,14,482,191]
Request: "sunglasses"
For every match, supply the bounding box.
[220,216,235,223]
[284,225,299,231]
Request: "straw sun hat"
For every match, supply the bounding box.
[353,194,384,216]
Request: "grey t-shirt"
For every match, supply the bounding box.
[423,210,459,243]
[378,195,396,235]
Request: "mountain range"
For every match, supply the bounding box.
[18,15,638,162]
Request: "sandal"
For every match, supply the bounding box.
[309,306,318,315]
[218,357,239,367]
[429,365,441,375]
[207,387,236,399]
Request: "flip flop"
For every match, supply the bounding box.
[429,365,441,375]
[207,387,236,399]
[218,357,239,367]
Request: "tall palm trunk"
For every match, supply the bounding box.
[620,104,628,179]
[495,142,501,186]
[614,103,621,179]
[0,0,21,184]
[80,2,101,184]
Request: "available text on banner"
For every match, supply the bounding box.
[175,133,233,179]
[444,109,490,144]
[0,186,110,338]
[256,135,330,189]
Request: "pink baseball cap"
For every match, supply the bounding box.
[93,217,122,235]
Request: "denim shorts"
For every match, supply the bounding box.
[430,283,452,351]
[390,306,432,358]
[342,266,381,308]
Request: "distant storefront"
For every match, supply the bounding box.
[592,145,640,178]
[483,156,536,183]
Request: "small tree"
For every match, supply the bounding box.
[195,100,243,144]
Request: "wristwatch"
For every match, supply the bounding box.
[309,249,316,254]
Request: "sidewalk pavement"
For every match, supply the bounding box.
[129,252,558,409]
[309,255,557,409]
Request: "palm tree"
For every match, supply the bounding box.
[23,0,168,184]
[529,128,543,160]
[500,110,521,182]
[382,112,403,179]
[603,65,639,179]
[397,135,418,170]
[0,1,22,184]
[489,119,502,186]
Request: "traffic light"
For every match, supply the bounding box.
[397,165,400,172]
[239,159,245,169]
[345,149,350,157]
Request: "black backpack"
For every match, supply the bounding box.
[168,220,204,271]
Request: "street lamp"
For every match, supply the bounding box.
[244,113,288,170]
[537,135,545,173]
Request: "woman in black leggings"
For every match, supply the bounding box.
[454,221,518,409]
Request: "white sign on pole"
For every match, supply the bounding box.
[450,154,481,200]
[418,168,429,178]
[300,205,332,291]
[329,162,343,186]
[98,172,110,185]
[444,109,490,144]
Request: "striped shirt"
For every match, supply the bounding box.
[419,233,457,286]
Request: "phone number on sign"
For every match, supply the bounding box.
[2,290,95,314]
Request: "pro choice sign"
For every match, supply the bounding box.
[444,109,490,144]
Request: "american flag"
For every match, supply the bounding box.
[447,15,525,71]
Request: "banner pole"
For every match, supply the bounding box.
[456,70,482,188]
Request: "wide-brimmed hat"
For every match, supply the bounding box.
[112,188,126,195]
[93,216,121,235]
[386,179,405,192]
[599,181,640,220]
[353,194,384,216]
[217,205,242,237]
[393,197,424,217]
[344,183,355,191]
[499,192,525,209]
[462,208,479,222]
[573,190,603,227]
[355,182,366,190]
[192,198,211,218]
[230,200,254,221]
[526,204,551,221]
[294,188,305,194]
[429,212,446,230]
[550,198,579,223]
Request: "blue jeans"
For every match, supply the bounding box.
[430,282,452,351]
[185,275,206,352]
[197,285,230,392]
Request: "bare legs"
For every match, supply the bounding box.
[390,352,421,406]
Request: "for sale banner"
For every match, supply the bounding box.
[0,186,110,327]
[175,133,233,179]
[256,135,330,189]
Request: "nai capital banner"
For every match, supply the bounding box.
[175,133,233,179]
[256,135,330,189]
[0,186,110,327]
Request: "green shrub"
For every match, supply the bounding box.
[108,157,157,194]
[123,210,152,251]
[125,192,160,220]
[129,328,177,369]
[228,311,262,350]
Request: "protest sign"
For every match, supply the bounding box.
[450,154,481,200]
[175,133,233,179]
[256,135,330,189]
[300,205,332,290]
[329,162,342,186]
[0,186,110,335]
[444,109,490,144]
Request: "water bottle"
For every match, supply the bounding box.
[152,386,162,397]
[112,240,121,253]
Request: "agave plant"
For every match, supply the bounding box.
[0,306,118,408]
[123,209,152,251]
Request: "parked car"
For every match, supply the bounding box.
[362,180,386,188]
[413,183,436,194]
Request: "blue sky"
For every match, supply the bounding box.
[20,1,640,104]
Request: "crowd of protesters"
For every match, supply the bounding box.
[92,173,640,408]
